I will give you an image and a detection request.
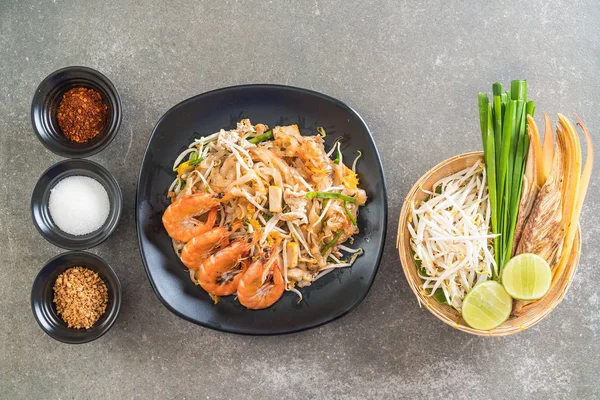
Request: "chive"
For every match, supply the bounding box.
[485,103,499,278]
[321,231,343,255]
[503,99,520,264]
[513,101,524,149]
[305,191,356,202]
[478,94,494,266]
[343,201,357,226]
[492,83,503,174]
[187,152,204,166]
[526,100,535,117]
[497,99,516,231]
[478,93,490,148]
[334,145,342,164]
[248,130,273,144]
[500,92,508,115]
[505,105,528,262]
[479,80,533,274]
[511,80,525,100]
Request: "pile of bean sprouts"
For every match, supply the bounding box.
[408,161,498,310]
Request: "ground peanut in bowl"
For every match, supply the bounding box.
[53,266,108,329]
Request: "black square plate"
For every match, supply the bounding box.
[136,85,387,334]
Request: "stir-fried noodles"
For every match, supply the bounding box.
[162,119,366,309]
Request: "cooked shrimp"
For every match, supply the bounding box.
[196,231,260,296]
[180,223,241,270]
[162,192,229,242]
[237,246,285,310]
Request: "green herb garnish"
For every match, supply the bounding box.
[188,151,203,166]
[334,144,342,164]
[248,130,273,144]
[321,231,343,255]
[305,191,356,203]
[343,201,357,226]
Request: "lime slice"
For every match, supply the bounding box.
[462,281,512,330]
[501,253,552,301]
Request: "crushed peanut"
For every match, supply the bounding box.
[53,266,108,329]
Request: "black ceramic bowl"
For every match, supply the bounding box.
[31,66,122,158]
[31,159,122,250]
[31,251,122,344]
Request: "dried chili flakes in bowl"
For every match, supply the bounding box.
[53,266,108,329]
[56,87,108,143]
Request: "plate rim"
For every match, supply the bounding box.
[135,83,388,335]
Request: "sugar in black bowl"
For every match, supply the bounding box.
[31,159,122,250]
[31,66,122,158]
[31,251,121,344]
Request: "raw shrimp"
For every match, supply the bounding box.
[162,192,229,242]
[180,223,241,270]
[196,231,260,296]
[237,246,285,310]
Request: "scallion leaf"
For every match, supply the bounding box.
[187,151,204,166]
[305,191,356,202]
[479,80,533,274]
[248,130,273,144]
[334,146,342,164]
[321,231,343,255]
[343,201,357,226]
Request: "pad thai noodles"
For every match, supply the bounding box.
[162,119,367,310]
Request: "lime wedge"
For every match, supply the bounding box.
[501,253,552,301]
[462,281,512,330]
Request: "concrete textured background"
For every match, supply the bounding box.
[1,0,599,399]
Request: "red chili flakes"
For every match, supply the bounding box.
[56,87,108,143]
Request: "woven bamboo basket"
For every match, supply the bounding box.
[396,152,582,336]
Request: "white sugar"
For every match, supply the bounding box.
[48,175,110,236]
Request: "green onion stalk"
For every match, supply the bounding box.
[248,130,273,144]
[478,80,534,278]
[305,191,356,202]
[322,231,343,255]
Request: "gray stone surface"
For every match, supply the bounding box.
[1,0,599,398]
